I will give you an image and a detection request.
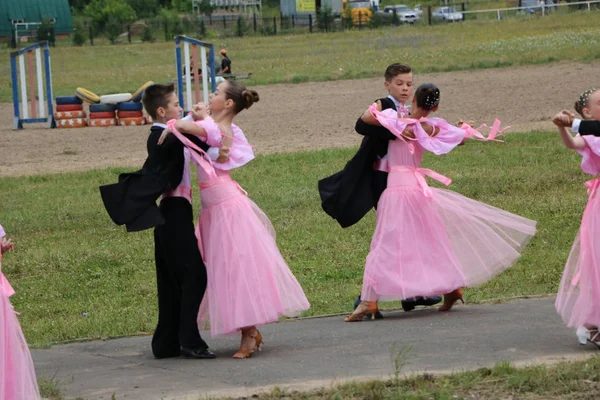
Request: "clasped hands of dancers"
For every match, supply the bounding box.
[3,66,600,400]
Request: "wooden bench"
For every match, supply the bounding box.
[221,73,253,80]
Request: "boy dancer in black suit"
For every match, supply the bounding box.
[100,84,216,359]
[319,64,441,318]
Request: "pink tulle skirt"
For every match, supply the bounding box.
[361,169,537,301]
[197,178,310,337]
[1,272,40,400]
[555,179,600,328]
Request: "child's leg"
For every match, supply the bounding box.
[233,326,263,359]
[158,199,208,351]
[151,228,182,358]
[171,223,208,350]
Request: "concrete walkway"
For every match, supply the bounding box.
[32,297,599,400]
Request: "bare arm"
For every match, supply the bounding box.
[558,126,585,150]
[401,122,435,139]
[216,123,233,163]
[174,120,207,137]
[552,111,585,150]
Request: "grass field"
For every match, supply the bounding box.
[216,357,600,400]
[0,131,590,347]
[1,11,599,103]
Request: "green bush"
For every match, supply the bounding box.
[317,6,335,32]
[126,0,160,18]
[236,15,250,37]
[259,22,275,36]
[36,18,55,44]
[197,0,216,17]
[369,9,385,28]
[159,8,184,39]
[84,0,136,32]
[105,16,122,44]
[141,25,154,42]
[72,21,87,46]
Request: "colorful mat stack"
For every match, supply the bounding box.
[55,96,87,128]
[54,81,154,129]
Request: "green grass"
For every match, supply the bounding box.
[215,357,600,399]
[1,11,599,103]
[0,131,590,347]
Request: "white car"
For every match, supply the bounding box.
[382,4,421,23]
[431,6,464,21]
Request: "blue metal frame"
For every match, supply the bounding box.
[10,53,21,129]
[44,45,55,128]
[175,36,184,114]
[10,41,55,129]
[174,35,217,115]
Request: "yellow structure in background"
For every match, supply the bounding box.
[342,0,373,25]
[296,0,316,11]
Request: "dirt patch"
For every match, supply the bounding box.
[1,61,597,177]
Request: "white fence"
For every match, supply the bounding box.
[459,0,600,20]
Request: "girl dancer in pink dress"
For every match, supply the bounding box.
[0,224,40,399]
[553,88,600,348]
[162,81,310,359]
[346,83,537,321]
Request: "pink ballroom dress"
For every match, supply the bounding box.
[555,134,600,328]
[0,224,40,400]
[166,119,310,337]
[360,108,537,302]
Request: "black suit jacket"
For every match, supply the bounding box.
[578,120,600,136]
[99,125,209,232]
[318,97,397,228]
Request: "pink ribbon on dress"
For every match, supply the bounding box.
[461,119,508,142]
[199,175,248,195]
[166,120,217,180]
[585,177,600,199]
[369,104,508,145]
[390,166,452,198]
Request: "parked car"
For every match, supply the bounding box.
[520,0,546,14]
[431,6,464,21]
[382,4,421,23]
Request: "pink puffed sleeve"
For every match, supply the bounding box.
[214,124,255,170]
[191,119,255,170]
[369,106,409,138]
[413,117,465,155]
[0,224,4,239]
[193,118,222,147]
[578,135,600,176]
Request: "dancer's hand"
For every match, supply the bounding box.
[157,127,172,145]
[191,103,210,121]
[457,119,474,128]
[216,147,230,163]
[552,110,573,128]
[0,238,14,255]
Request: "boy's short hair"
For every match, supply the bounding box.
[142,83,175,119]
[384,63,412,82]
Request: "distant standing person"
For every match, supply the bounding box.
[219,49,232,75]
